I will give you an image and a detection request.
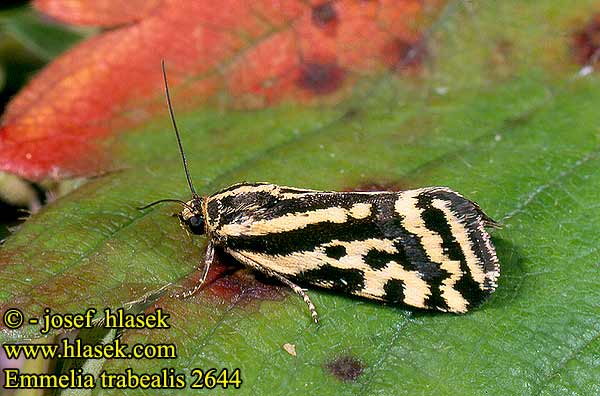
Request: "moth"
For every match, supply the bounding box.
[142,62,500,323]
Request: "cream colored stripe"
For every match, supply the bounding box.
[219,203,373,236]
[431,198,490,289]
[331,240,428,308]
[209,183,278,201]
[395,190,468,312]
[211,184,324,204]
[477,217,500,288]
[278,185,320,200]
[233,250,323,275]
[363,262,430,308]
[229,238,430,309]
[348,202,371,219]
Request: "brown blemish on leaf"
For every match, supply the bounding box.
[181,250,286,307]
[324,354,365,382]
[344,181,409,192]
[312,1,338,27]
[572,14,600,66]
[210,270,287,305]
[296,61,346,95]
[488,39,514,78]
[383,37,427,72]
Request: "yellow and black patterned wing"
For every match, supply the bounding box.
[206,183,499,313]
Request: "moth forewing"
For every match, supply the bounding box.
[202,183,499,315]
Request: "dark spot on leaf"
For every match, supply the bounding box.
[297,62,346,95]
[572,14,600,66]
[182,248,286,307]
[312,2,337,27]
[383,37,427,72]
[344,181,409,192]
[211,270,287,305]
[489,39,513,77]
[342,107,360,119]
[324,354,365,382]
[503,110,537,129]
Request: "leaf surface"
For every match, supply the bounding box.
[2,1,600,396]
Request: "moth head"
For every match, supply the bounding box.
[178,198,205,235]
[138,197,206,235]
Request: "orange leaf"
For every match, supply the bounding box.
[34,0,163,26]
[1,0,438,181]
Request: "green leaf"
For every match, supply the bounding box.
[2,2,600,395]
[0,6,86,61]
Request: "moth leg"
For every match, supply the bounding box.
[266,271,319,324]
[172,241,214,299]
[224,249,320,323]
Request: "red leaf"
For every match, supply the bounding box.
[34,0,164,26]
[1,0,439,181]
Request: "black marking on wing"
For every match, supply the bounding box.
[373,196,448,308]
[226,210,382,254]
[207,198,220,223]
[417,190,492,307]
[417,201,463,310]
[375,198,434,273]
[426,188,497,276]
[383,279,405,304]
[363,249,393,270]
[325,245,347,259]
[259,192,368,220]
[216,191,279,226]
[293,265,365,294]
[277,186,319,194]
[443,191,499,296]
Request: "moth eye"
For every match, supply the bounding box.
[187,215,205,235]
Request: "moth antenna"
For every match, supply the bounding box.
[138,198,194,211]
[161,60,198,198]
